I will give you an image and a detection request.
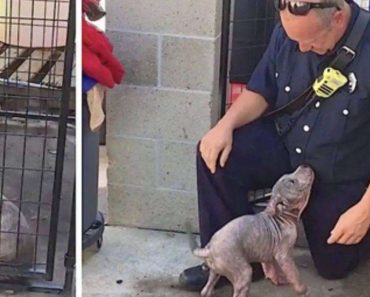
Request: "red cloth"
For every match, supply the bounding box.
[82,18,125,88]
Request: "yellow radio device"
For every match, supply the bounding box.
[313,67,348,98]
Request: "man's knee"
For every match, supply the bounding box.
[312,251,359,280]
[315,264,350,280]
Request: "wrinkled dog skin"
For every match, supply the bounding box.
[193,165,314,297]
[0,196,34,265]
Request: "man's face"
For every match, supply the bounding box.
[280,1,339,55]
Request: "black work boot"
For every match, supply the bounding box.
[178,263,210,292]
[178,262,264,292]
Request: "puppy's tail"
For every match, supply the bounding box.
[193,247,210,258]
[185,221,210,259]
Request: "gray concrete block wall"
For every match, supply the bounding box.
[108,32,158,86]
[106,0,222,37]
[161,37,218,91]
[106,0,222,232]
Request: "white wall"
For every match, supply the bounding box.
[356,0,370,10]
[93,0,106,31]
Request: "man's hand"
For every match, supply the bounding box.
[198,89,268,174]
[199,122,233,174]
[327,201,370,245]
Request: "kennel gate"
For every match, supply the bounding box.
[219,0,276,115]
[0,0,75,292]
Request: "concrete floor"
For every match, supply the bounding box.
[82,226,370,297]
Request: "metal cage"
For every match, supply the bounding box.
[0,0,75,293]
[219,0,276,115]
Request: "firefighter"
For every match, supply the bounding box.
[179,0,370,291]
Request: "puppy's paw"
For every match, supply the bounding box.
[262,262,288,286]
[294,283,308,295]
[301,288,311,297]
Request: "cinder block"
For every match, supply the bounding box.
[161,36,217,91]
[106,0,221,37]
[107,31,158,86]
[157,141,197,192]
[215,0,223,36]
[106,85,212,142]
[108,185,198,231]
[107,137,156,187]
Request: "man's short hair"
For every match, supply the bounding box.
[317,0,346,24]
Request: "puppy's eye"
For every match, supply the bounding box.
[288,179,296,185]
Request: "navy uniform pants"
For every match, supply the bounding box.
[197,119,370,280]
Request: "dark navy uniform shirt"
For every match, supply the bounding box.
[247,1,370,184]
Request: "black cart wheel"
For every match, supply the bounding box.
[83,212,105,251]
[97,235,103,251]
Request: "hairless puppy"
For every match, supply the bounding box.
[0,196,34,267]
[0,196,35,289]
[190,165,314,297]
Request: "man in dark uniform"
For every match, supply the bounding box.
[180,0,370,291]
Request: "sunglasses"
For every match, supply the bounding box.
[274,0,341,16]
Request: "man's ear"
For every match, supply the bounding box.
[332,9,345,27]
[265,193,281,216]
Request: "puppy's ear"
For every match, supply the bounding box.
[265,193,281,216]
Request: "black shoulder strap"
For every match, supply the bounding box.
[264,9,370,119]
[332,9,370,70]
